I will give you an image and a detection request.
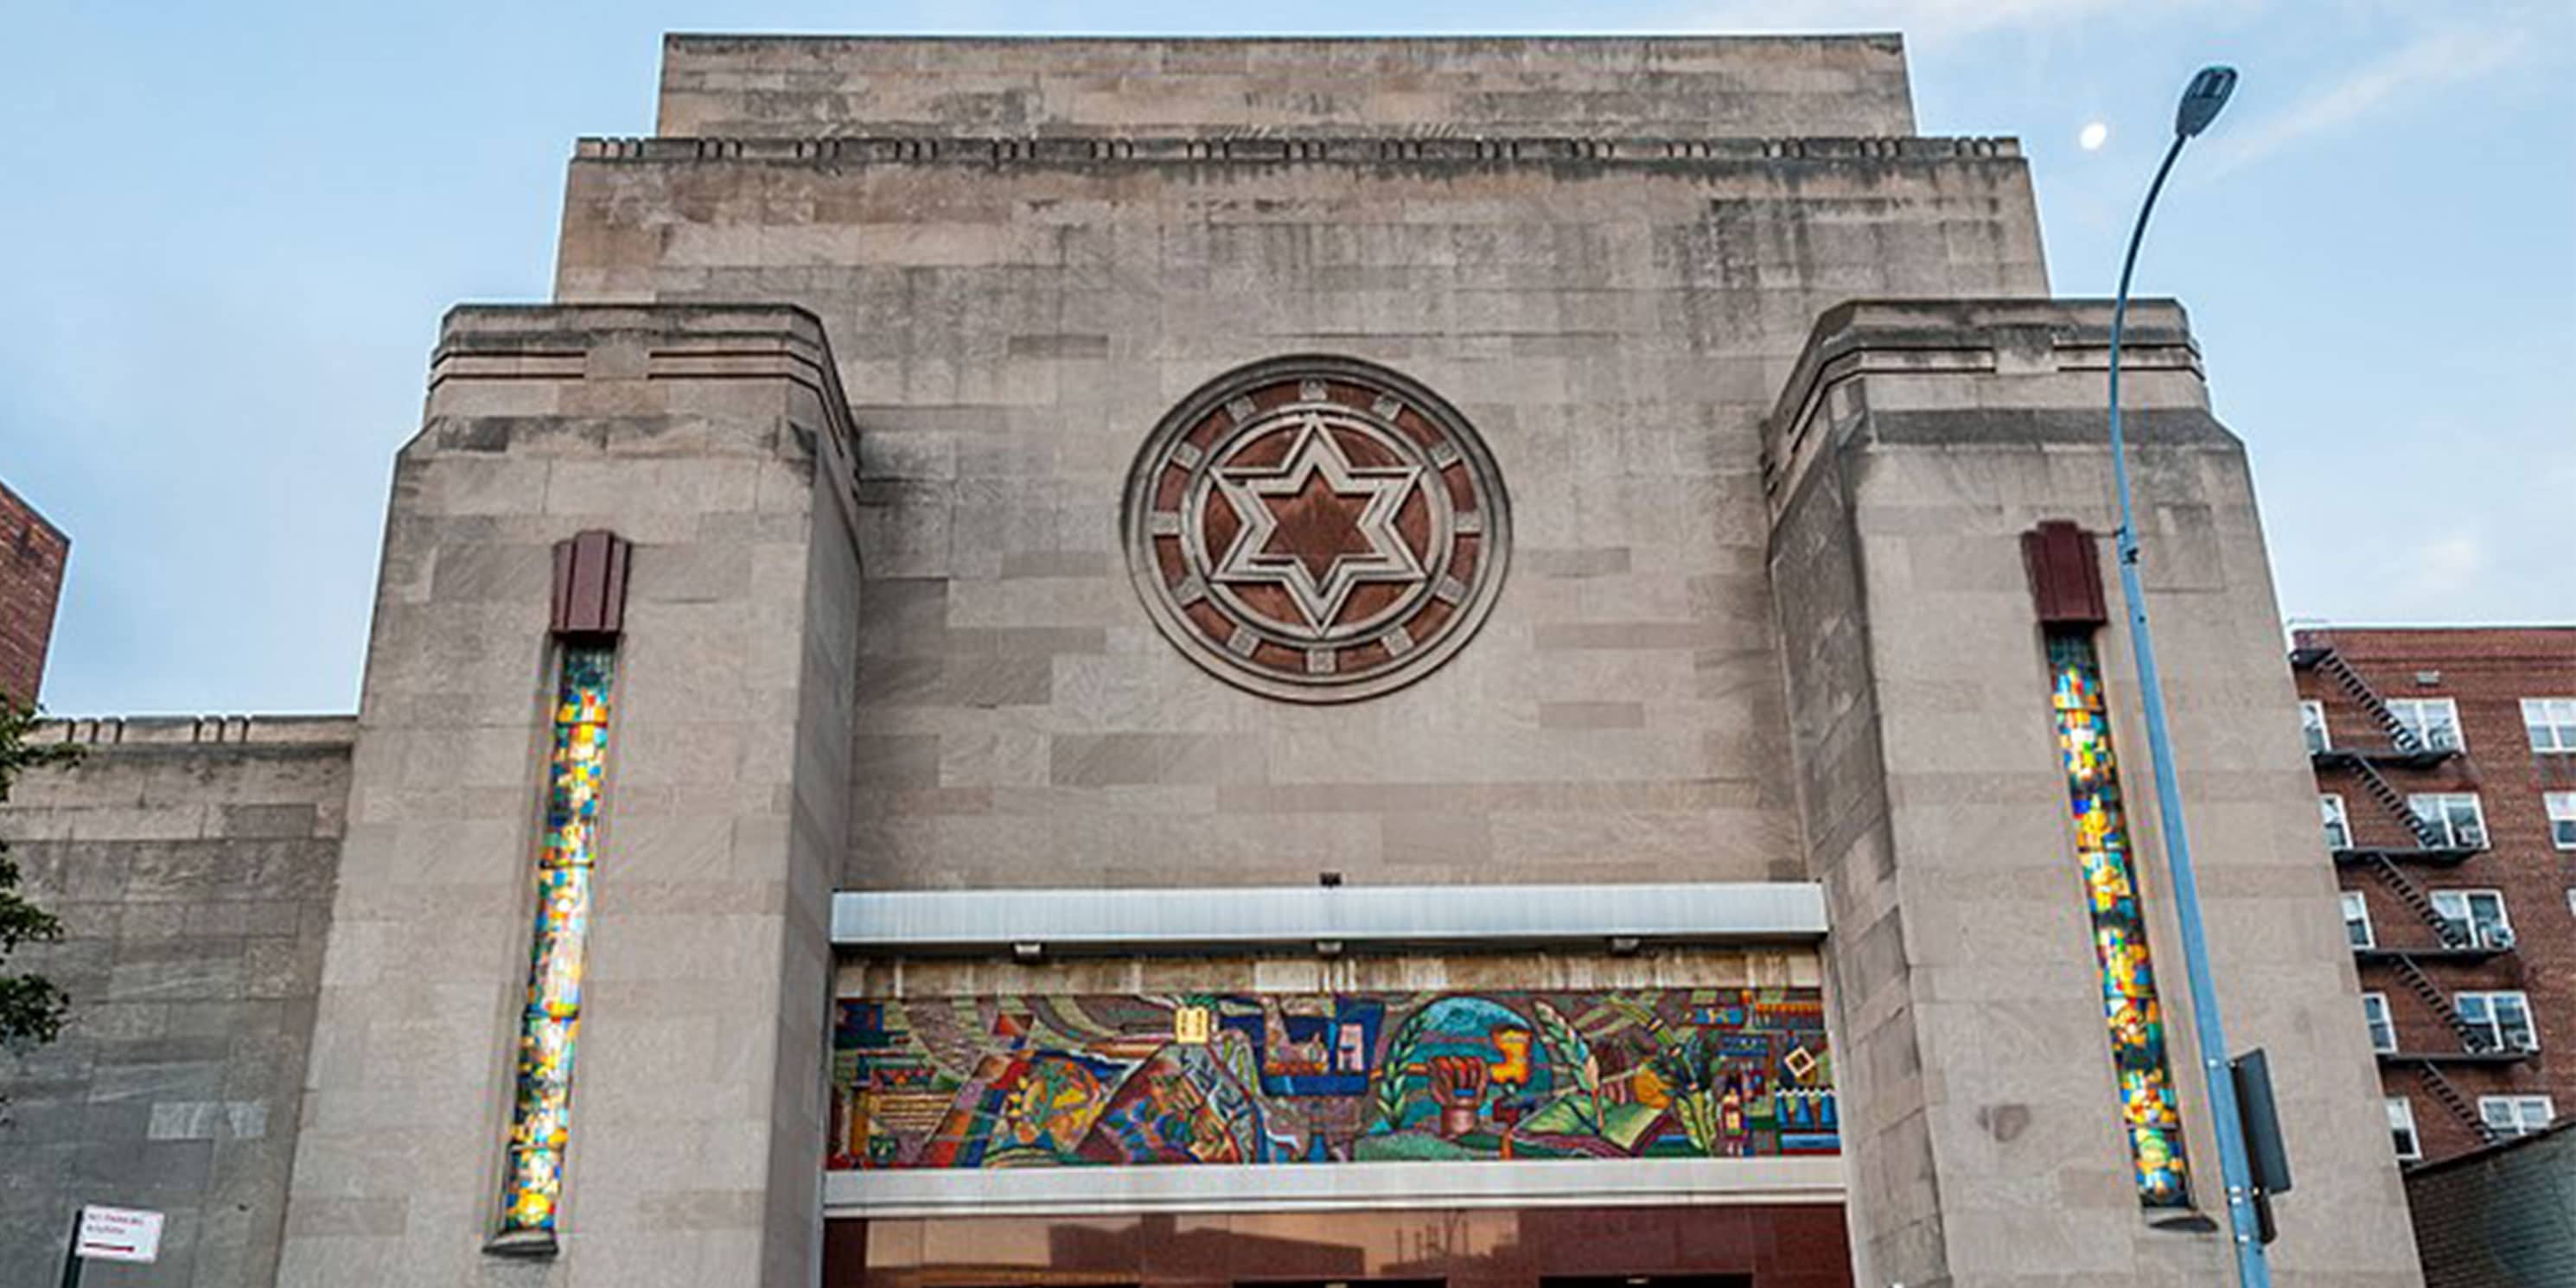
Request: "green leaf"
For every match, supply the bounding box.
[1514,1094,1593,1138]
[1527,998,1600,1132]
[0,692,79,1057]
[1599,1101,1666,1151]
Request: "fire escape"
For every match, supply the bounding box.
[2292,644,2519,1147]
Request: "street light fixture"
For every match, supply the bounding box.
[2103,65,2270,1288]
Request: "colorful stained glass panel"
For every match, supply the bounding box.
[495,644,615,1240]
[2049,632,2190,1208]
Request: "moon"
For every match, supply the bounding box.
[2080,122,2109,150]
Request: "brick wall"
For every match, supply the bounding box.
[2296,626,2576,1164]
[0,479,70,706]
[2403,1121,2576,1288]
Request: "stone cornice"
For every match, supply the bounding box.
[576,133,2018,168]
[1760,298,2208,518]
[428,304,864,549]
[41,714,358,749]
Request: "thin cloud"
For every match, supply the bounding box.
[2394,532,2488,616]
[2199,22,2528,177]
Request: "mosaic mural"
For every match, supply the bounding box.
[2049,632,2191,1208]
[496,645,615,1237]
[828,989,1835,1170]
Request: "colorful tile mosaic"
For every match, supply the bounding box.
[2049,632,2191,1208]
[496,645,615,1237]
[828,988,1836,1170]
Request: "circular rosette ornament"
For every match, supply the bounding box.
[1123,356,1511,702]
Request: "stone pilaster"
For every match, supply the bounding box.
[277,305,859,1287]
[1766,300,2420,1287]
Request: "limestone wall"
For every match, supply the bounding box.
[272,305,860,1288]
[655,35,1918,138]
[0,717,351,1288]
[1766,301,2421,1286]
[552,133,2048,895]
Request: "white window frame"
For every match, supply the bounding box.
[2455,991,2538,1054]
[2362,992,2397,1054]
[2321,794,2352,850]
[2430,889,2513,948]
[2547,792,2576,851]
[2408,793,2489,849]
[2300,699,2331,753]
[2388,1097,2422,1162]
[2525,697,2576,754]
[2341,890,2375,949]
[2478,1095,2556,1138]
[2388,698,2464,752]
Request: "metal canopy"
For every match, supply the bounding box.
[831,882,1827,954]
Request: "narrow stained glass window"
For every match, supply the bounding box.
[491,644,616,1251]
[2048,632,2191,1208]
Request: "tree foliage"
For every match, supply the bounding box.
[1,694,77,1052]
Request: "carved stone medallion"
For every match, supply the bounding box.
[1123,356,1510,702]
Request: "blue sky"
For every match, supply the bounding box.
[3,1,2569,715]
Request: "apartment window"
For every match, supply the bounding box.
[2455,991,2537,1053]
[2342,891,2375,948]
[2362,992,2397,1053]
[2408,794,2489,849]
[2300,700,2330,754]
[2548,792,2576,851]
[2388,698,2464,751]
[2387,1097,2422,1162]
[2321,794,2352,850]
[2525,698,2576,753]
[2478,1095,2556,1138]
[2430,889,2513,949]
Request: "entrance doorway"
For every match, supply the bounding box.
[1544,1278,1754,1288]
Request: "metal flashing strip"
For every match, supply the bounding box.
[830,882,1827,953]
[824,1156,1845,1218]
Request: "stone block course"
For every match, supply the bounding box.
[0,34,2447,1288]
[1769,303,2420,1285]
[265,304,857,1287]
[1,723,349,1288]
[548,147,2048,895]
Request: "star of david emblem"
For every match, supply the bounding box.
[1123,357,1511,703]
[1209,420,1425,631]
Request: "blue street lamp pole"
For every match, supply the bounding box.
[2105,67,2268,1286]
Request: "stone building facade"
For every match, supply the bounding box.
[2295,626,2576,1166]
[0,477,70,705]
[1,34,2420,1288]
[2,717,348,1287]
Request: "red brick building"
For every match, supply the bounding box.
[0,478,69,706]
[2296,627,2576,1165]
